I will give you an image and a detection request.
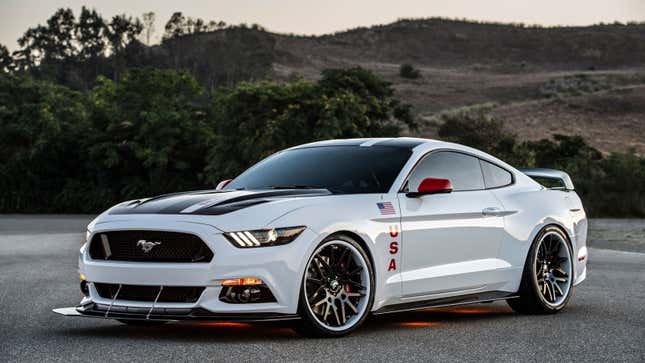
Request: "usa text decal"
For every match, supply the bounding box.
[387,225,399,271]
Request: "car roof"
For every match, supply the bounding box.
[290,137,443,151]
[284,137,537,189]
[289,137,521,174]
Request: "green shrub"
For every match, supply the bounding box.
[539,74,610,98]
[0,67,415,213]
[437,104,510,153]
[205,67,415,183]
[3,66,642,217]
[85,68,212,201]
[399,64,421,79]
[0,74,91,212]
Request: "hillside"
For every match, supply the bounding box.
[273,18,645,69]
[131,18,645,154]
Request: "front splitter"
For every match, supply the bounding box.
[52,304,300,322]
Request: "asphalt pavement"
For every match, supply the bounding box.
[0,216,643,362]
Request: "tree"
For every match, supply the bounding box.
[208,20,227,30]
[14,26,45,69]
[438,104,513,153]
[194,18,206,33]
[205,67,416,182]
[43,8,77,60]
[163,12,220,40]
[595,152,645,216]
[319,67,416,132]
[0,73,91,212]
[525,134,602,168]
[87,68,210,199]
[142,12,155,45]
[0,44,12,72]
[107,14,143,54]
[164,12,186,40]
[14,8,77,68]
[107,14,143,81]
[76,6,107,60]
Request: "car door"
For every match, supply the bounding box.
[397,151,506,300]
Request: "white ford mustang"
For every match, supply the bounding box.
[54,138,588,337]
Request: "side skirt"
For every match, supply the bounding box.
[372,291,518,315]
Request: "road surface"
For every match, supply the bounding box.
[0,216,643,362]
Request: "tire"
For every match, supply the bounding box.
[507,225,574,314]
[117,319,167,326]
[293,234,375,338]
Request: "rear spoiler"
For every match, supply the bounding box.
[519,168,574,191]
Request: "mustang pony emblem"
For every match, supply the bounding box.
[137,239,161,253]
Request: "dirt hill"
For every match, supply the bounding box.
[161,18,645,154]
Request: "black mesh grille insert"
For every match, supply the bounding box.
[89,230,213,263]
[94,283,205,303]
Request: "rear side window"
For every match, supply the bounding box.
[480,160,513,188]
[406,151,485,192]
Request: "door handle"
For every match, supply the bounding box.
[482,207,504,216]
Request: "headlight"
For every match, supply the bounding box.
[224,226,305,248]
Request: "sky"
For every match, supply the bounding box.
[1,0,644,50]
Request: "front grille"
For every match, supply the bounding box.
[94,283,205,303]
[89,230,213,262]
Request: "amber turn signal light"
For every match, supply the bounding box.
[221,277,263,286]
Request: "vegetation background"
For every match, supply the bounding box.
[1,8,643,216]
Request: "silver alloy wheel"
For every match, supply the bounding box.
[303,240,370,332]
[534,231,572,307]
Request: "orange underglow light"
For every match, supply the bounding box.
[422,307,508,314]
[79,273,86,281]
[398,321,445,328]
[221,277,263,286]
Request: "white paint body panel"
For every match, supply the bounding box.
[77,138,587,316]
[397,190,509,298]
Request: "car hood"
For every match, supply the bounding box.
[97,188,333,232]
[109,189,331,215]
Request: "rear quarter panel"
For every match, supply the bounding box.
[491,185,588,290]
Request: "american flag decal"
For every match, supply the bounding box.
[377,202,396,215]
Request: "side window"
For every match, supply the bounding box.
[480,159,513,188]
[406,151,485,192]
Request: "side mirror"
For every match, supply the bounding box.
[406,178,453,198]
[215,179,233,191]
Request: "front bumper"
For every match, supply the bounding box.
[70,216,319,319]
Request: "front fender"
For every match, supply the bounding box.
[268,194,404,310]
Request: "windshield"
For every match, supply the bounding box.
[226,146,412,194]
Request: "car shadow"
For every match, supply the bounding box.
[56,303,516,342]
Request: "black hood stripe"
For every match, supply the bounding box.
[208,189,329,208]
[110,191,230,215]
[109,189,329,215]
